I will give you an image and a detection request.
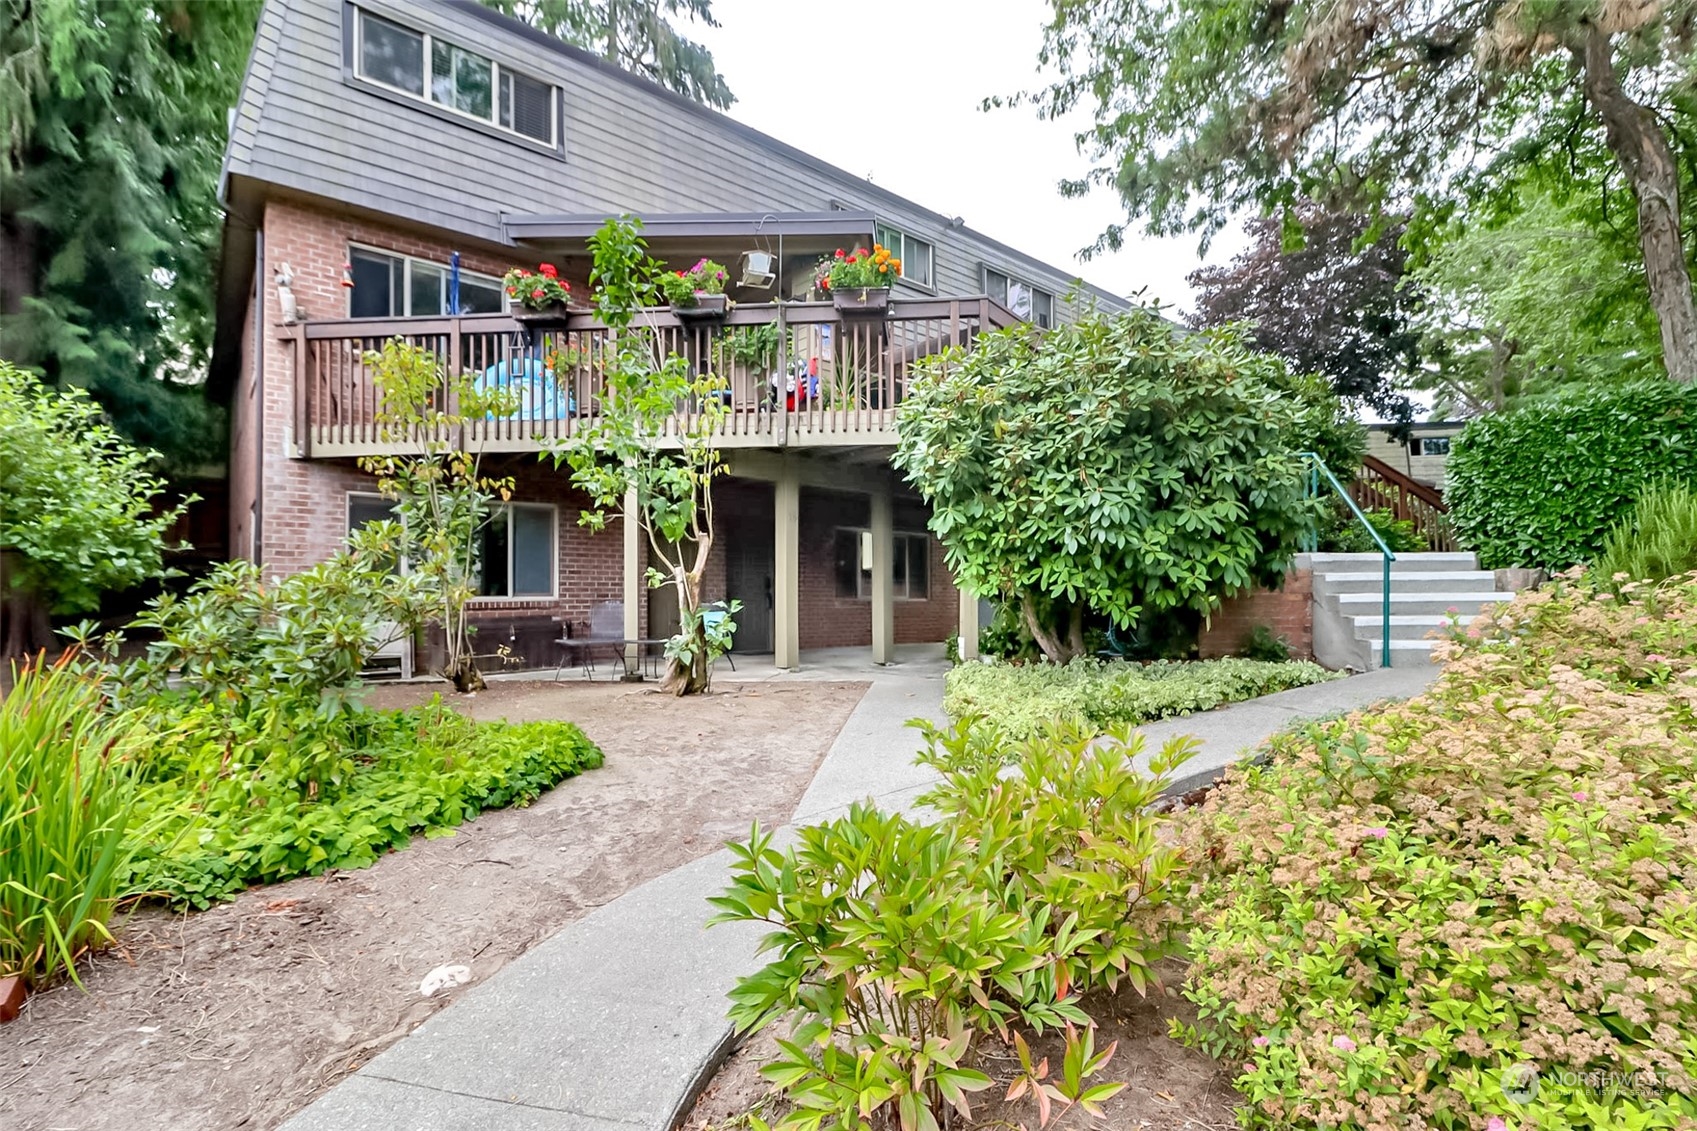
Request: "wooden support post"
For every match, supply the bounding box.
[957,584,979,662]
[870,486,894,665]
[773,469,801,670]
[623,487,641,674]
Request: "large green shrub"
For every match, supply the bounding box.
[711,720,1193,1131]
[0,656,137,987]
[894,308,1320,662]
[1592,481,1697,585]
[1173,573,1697,1129]
[1446,381,1697,569]
[943,657,1340,741]
[121,700,602,908]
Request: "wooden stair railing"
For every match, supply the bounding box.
[1349,455,1457,552]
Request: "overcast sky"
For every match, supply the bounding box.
[692,0,1245,314]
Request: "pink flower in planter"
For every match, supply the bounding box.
[1332,1035,1357,1053]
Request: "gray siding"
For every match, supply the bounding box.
[226,0,1125,316]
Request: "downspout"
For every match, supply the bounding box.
[253,228,266,567]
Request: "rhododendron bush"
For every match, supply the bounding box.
[1174,571,1697,1130]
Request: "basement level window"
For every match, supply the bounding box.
[833,528,930,601]
[477,504,557,599]
[354,8,558,146]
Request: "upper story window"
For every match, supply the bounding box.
[874,223,934,289]
[1414,436,1452,457]
[348,246,504,318]
[354,9,557,146]
[984,267,1055,329]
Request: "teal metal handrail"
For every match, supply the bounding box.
[1300,452,1394,669]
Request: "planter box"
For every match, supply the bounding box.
[512,302,573,327]
[831,286,892,317]
[671,294,729,321]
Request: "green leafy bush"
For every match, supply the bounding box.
[1172,573,1697,1130]
[1592,481,1697,585]
[1447,380,1697,570]
[0,656,138,987]
[943,657,1340,740]
[121,700,602,908]
[894,308,1320,662]
[711,719,1191,1131]
[1320,502,1427,554]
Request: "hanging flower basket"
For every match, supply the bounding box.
[512,300,573,326]
[671,293,730,321]
[831,286,892,317]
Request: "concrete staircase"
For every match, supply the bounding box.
[1308,552,1514,670]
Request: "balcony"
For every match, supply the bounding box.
[282,297,1019,458]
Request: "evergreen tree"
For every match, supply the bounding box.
[481,0,733,109]
[0,0,260,465]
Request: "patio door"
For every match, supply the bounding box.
[724,531,774,654]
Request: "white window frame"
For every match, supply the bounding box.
[836,527,931,601]
[352,7,558,147]
[1418,436,1453,457]
[472,502,559,602]
[982,266,1056,328]
[874,223,936,291]
[347,243,505,318]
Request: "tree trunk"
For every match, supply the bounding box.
[1,586,54,667]
[1019,592,1088,663]
[1578,24,1697,384]
[660,566,711,696]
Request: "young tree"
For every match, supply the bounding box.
[1024,1,1697,384]
[893,308,1313,663]
[0,360,188,659]
[479,0,733,109]
[1188,206,1419,428]
[358,341,517,693]
[0,0,258,462]
[544,216,736,695]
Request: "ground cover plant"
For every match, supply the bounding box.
[944,657,1339,741]
[710,718,1196,1131]
[122,699,602,908]
[0,656,138,988]
[1173,572,1697,1129]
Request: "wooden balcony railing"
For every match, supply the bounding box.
[284,298,1019,458]
[1350,454,1457,552]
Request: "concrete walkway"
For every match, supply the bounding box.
[280,653,1440,1131]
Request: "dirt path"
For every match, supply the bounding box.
[1,679,867,1131]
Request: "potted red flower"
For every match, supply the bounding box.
[504,263,573,324]
[817,245,900,316]
[660,258,730,321]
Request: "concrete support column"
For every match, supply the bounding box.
[773,471,800,670]
[623,487,642,672]
[870,487,894,665]
[956,584,980,662]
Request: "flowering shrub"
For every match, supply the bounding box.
[944,656,1340,740]
[1173,572,1697,1130]
[816,244,901,292]
[503,262,571,309]
[658,257,728,306]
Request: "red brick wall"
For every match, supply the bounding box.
[1196,568,1313,660]
[797,489,957,650]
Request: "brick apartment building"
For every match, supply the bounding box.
[209,0,1127,670]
